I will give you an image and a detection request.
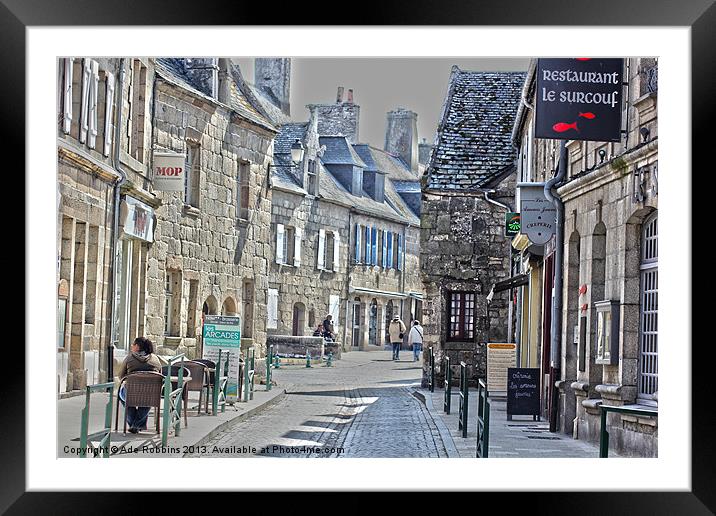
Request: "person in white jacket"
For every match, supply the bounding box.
[408,320,424,362]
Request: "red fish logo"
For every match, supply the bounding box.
[579,112,596,119]
[576,58,591,61]
[553,121,579,133]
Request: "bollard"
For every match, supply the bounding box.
[326,352,333,367]
[306,352,312,368]
[274,354,280,369]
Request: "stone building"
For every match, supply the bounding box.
[420,66,526,386]
[234,59,424,351]
[141,58,277,365]
[57,57,159,391]
[510,58,658,457]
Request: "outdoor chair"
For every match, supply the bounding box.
[114,371,164,435]
[192,359,216,414]
[183,360,210,415]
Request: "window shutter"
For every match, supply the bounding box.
[103,71,115,156]
[382,230,388,268]
[387,231,393,269]
[355,224,361,263]
[371,227,377,265]
[333,232,340,272]
[88,60,100,149]
[317,229,326,270]
[79,59,91,144]
[397,234,403,270]
[267,288,278,329]
[329,295,340,327]
[364,226,370,265]
[276,224,285,264]
[293,227,302,267]
[63,58,73,134]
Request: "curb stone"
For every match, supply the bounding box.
[412,388,459,458]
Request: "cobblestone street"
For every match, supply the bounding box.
[189,350,449,458]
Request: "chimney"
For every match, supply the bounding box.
[418,137,434,166]
[309,87,360,143]
[254,58,291,116]
[385,108,419,174]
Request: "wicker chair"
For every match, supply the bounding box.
[192,359,216,414]
[114,371,164,435]
[183,360,210,415]
[160,365,191,428]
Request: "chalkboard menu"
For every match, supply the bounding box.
[506,368,541,421]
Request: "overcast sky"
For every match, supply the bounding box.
[233,58,530,150]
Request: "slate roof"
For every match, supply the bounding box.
[155,58,276,133]
[319,136,367,167]
[425,67,526,191]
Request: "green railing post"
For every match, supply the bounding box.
[212,349,225,416]
[266,345,273,391]
[599,404,657,457]
[428,347,435,393]
[162,366,171,446]
[79,382,114,458]
[250,349,255,400]
[443,356,452,414]
[458,361,468,438]
[477,379,490,458]
[599,406,609,458]
[306,350,312,368]
[243,351,250,402]
[326,352,333,367]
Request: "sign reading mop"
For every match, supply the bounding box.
[535,58,624,142]
[153,151,186,192]
[202,315,241,403]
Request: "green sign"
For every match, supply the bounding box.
[203,315,241,348]
[506,212,521,237]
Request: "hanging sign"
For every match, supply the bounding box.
[202,315,241,403]
[518,182,556,245]
[153,151,186,192]
[505,212,521,237]
[120,196,154,242]
[535,58,624,142]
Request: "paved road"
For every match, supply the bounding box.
[188,350,449,458]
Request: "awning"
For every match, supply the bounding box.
[492,273,529,293]
[349,286,408,299]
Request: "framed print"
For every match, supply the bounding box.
[8,0,712,512]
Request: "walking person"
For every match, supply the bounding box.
[388,315,406,361]
[117,336,162,433]
[408,320,424,362]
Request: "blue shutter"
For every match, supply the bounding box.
[364,226,370,265]
[371,227,377,265]
[382,230,388,268]
[387,231,393,269]
[397,233,403,270]
[355,223,361,263]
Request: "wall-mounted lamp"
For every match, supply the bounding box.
[598,149,606,163]
[268,139,305,170]
[639,126,650,143]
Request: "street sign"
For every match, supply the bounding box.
[505,212,521,237]
[506,367,541,421]
[518,183,556,245]
[202,315,241,403]
[535,58,624,142]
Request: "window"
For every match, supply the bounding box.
[267,288,279,329]
[448,292,476,341]
[364,226,371,266]
[307,159,317,195]
[354,224,362,264]
[238,161,250,220]
[386,231,393,269]
[397,233,403,270]
[370,227,378,265]
[164,270,181,336]
[381,230,388,268]
[325,231,335,271]
[318,229,339,271]
[185,142,200,208]
[60,58,73,134]
[186,280,199,337]
[638,213,658,403]
[128,59,148,163]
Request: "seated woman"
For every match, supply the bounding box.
[118,336,162,433]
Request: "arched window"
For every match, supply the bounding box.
[638,212,658,403]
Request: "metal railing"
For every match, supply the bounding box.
[79,382,114,458]
[212,349,229,415]
[243,348,255,402]
[476,378,490,458]
[162,353,186,446]
[428,347,435,393]
[265,345,273,391]
[443,356,452,414]
[458,361,468,438]
[599,404,657,457]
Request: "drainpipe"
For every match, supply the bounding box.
[344,210,353,352]
[108,58,128,379]
[545,141,566,432]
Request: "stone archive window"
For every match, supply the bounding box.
[448,291,476,341]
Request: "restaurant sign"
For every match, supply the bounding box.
[535,58,624,142]
[202,315,241,402]
[152,151,186,192]
[120,196,154,242]
[518,182,556,245]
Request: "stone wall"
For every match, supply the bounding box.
[146,72,275,362]
[267,335,326,360]
[420,175,515,387]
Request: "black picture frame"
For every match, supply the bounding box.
[7,0,711,512]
